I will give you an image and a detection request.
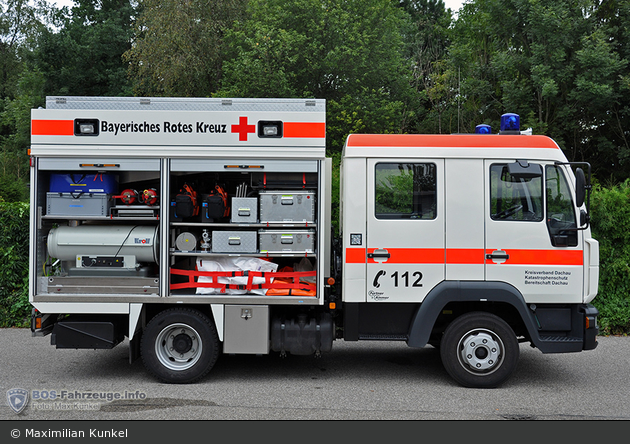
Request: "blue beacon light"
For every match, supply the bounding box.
[475,124,492,134]
[500,113,520,132]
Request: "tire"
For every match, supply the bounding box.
[440,312,519,388]
[141,308,220,384]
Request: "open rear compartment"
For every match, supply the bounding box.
[167,159,323,302]
[33,158,162,297]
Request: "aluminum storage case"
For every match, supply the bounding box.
[231,197,258,223]
[46,192,112,217]
[259,229,316,253]
[258,190,316,223]
[211,231,257,254]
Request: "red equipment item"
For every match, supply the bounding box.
[140,188,158,206]
[114,189,138,205]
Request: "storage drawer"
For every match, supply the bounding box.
[46,192,112,217]
[259,190,315,223]
[211,231,257,253]
[259,229,315,253]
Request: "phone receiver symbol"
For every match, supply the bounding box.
[373,270,386,288]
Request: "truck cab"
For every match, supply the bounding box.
[340,122,599,387]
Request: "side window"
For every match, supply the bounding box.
[375,163,436,219]
[490,164,543,221]
[546,165,578,247]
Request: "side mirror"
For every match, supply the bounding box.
[575,168,586,208]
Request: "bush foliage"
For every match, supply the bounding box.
[589,180,630,334]
[0,202,30,327]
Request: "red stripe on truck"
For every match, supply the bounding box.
[346,247,583,266]
[345,134,559,149]
[284,122,326,138]
[31,120,74,136]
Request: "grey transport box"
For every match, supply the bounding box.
[47,193,112,217]
[231,197,258,223]
[259,229,316,253]
[211,231,257,253]
[259,190,316,223]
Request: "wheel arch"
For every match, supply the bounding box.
[138,303,224,341]
[140,305,221,383]
[407,281,539,349]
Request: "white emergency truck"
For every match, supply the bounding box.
[29,97,599,388]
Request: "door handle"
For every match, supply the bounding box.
[368,251,391,259]
[486,251,509,260]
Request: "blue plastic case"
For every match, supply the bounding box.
[49,173,117,194]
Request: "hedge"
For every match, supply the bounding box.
[0,201,30,327]
[589,180,630,334]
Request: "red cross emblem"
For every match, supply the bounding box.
[231,116,256,141]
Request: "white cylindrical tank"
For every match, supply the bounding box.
[47,225,159,263]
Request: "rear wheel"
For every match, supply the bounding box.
[141,308,219,383]
[440,312,519,388]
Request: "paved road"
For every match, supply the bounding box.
[1,328,628,421]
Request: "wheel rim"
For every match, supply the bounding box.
[457,328,504,375]
[155,323,203,371]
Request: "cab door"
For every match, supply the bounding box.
[365,159,445,302]
[484,160,584,304]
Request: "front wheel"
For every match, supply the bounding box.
[141,308,220,383]
[440,312,519,388]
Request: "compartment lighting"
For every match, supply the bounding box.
[74,119,100,136]
[258,121,283,138]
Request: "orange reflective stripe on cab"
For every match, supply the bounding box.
[368,248,444,264]
[346,247,583,266]
[345,248,367,264]
[446,248,486,264]
[486,249,583,266]
[345,134,560,149]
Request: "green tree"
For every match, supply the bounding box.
[0,0,47,98]
[0,69,45,200]
[590,0,630,183]
[32,0,134,96]
[0,0,134,202]
[449,0,628,180]
[124,0,247,97]
[400,0,456,134]
[0,0,49,200]
[218,0,417,152]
